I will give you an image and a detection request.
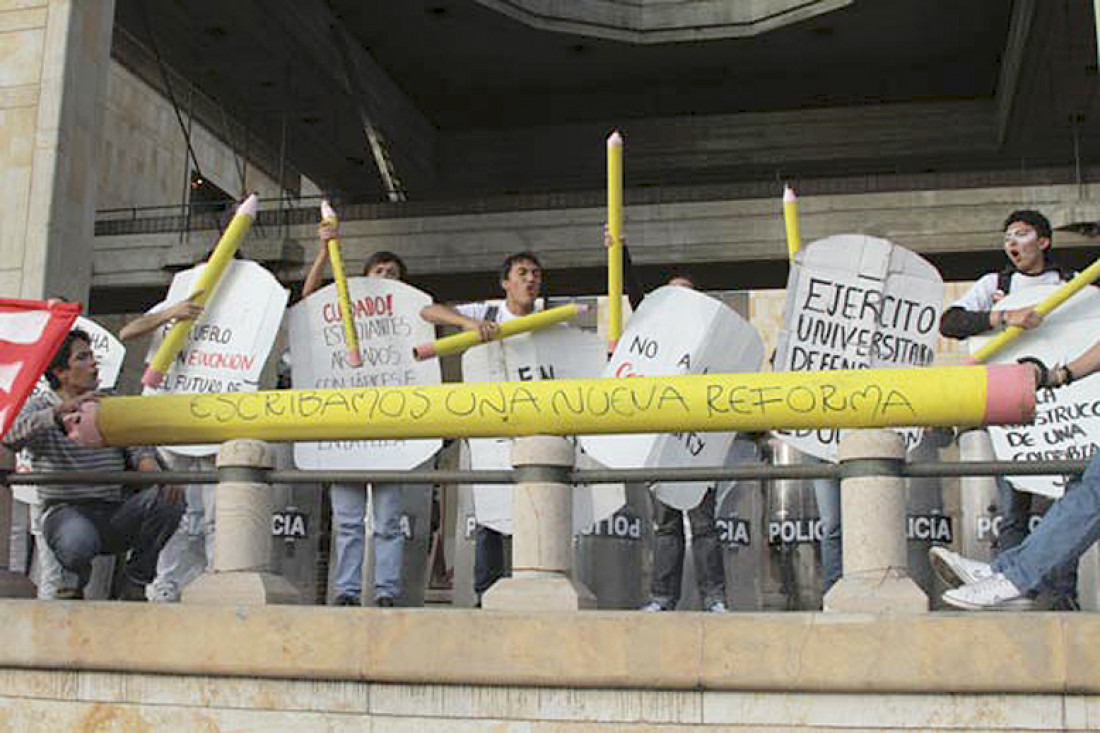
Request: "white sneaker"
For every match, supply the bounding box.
[148,583,180,603]
[705,600,728,613]
[640,601,666,612]
[942,573,1035,611]
[928,547,994,588]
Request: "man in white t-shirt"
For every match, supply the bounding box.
[420,251,542,337]
[940,209,1072,338]
[939,209,1080,609]
[420,251,544,602]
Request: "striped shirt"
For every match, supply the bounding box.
[2,393,153,503]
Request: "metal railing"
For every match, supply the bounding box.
[93,165,1090,237]
[4,458,1088,488]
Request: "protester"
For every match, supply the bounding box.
[119,238,285,602]
[420,251,544,603]
[2,328,182,600]
[604,229,729,612]
[304,219,431,607]
[938,209,1080,609]
[932,337,1100,609]
[640,272,730,613]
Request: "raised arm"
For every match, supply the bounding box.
[301,220,337,300]
[2,393,96,451]
[419,304,499,341]
[1023,337,1100,390]
[1069,340,1100,382]
[940,272,1041,340]
[604,223,644,310]
[119,294,204,342]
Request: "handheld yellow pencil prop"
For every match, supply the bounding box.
[73,365,1035,447]
[142,194,259,388]
[970,256,1100,364]
[321,200,362,368]
[607,131,624,352]
[413,303,588,361]
[783,184,802,263]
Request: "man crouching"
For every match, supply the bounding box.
[3,328,183,600]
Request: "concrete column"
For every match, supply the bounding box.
[183,440,299,605]
[0,0,115,301]
[0,448,34,597]
[482,436,595,611]
[824,430,927,613]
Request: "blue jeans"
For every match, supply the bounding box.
[42,488,183,591]
[330,482,411,601]
[813,477,842,593]
[994,455,1100,594]
[994,475,1078,605]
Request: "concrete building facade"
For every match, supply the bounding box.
[3,2,1100,729]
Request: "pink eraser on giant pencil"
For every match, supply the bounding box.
[413,343,436,362]
[141,367,165,388]
[984,363,1036,425]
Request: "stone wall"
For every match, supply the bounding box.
[0,0,114,302]
[439,100,999,194]
[96,62,284,212]
[1,601,1098,730]
[90,180,1097,303]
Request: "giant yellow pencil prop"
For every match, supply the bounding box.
[321,200,362,368]
[72,365,1034,447]
[783,184,802,262]
[413,303,588,361]
[970,256,1100,364]
[142,194,259,387]
[607,131,624,351]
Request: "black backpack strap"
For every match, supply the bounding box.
[484,305,500,323]
[996,268,1013,295]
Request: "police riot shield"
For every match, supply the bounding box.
[450,482,478,608]
[717,477,767,611]
[269,442,324,604]
[905,430,951,600]
[449,441,511,607]
[956,428,1000,564]
[1079,544,1100,611]
[574,482,650,609]
[763,440,822,610]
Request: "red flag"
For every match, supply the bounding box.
[0,299,82,439]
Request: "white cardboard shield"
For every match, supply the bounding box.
[77,317,125,392]
[772,234,944,462]
[288,277,442,470]
[580,286,765,510]
[461,322,623,534]
[970,285,1100,498]
[142,260,289,456]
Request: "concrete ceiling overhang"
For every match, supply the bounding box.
[109,1,1099,205]
[474,0,853,43]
